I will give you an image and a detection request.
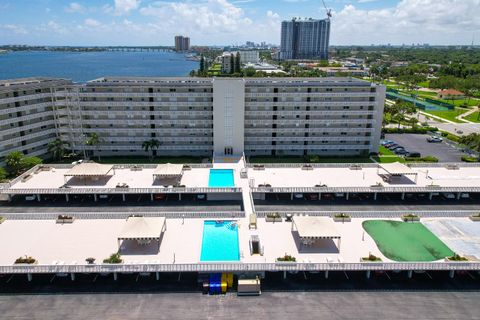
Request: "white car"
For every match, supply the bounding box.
[427,136,443,143]
[25,195,37,201]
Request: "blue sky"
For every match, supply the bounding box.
[0,0,478,46]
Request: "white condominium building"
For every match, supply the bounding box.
[0,77,385,161]
[0,78,71,161]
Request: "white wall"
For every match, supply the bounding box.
[213,78,245,157]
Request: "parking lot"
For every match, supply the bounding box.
[0,271,479,320]
[385,134,466,162]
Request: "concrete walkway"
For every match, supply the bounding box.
[457,107,479,124]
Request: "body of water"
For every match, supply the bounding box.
[0,51,198,82]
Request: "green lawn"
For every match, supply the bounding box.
[464,111,480,123]
[372,156,405,163]
[362,220,454,262]
[423,108,468,123]
[248,156,373,164]
[379,146,395,156]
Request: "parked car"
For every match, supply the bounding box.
[196,194,206,200]
[388,144,401,150]
[381,140,394,145]
[395,149,409,155]
[407,152,421,158]
[25,195,37,201]
[441,193,455,199]
[293,193,304,199]
[460,193,470,199]
[427,136,443,143]
[306,193,318,201]
[384,142,396,148]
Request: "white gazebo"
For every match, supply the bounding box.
[291,216,341,250]
[118,216,167,249]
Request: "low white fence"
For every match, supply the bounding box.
[1,261,479,274]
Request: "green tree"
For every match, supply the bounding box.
[0,167,7,181]
[142,139,160,160]
[85,133,101,161]
[5,151,43,176]
[5,151,24,176]
[199,54,205,73]
[48,139,69,161]
[229,54,235,74]
[459,133,480,153]
[235,52,241,73]
[21,156,43,170]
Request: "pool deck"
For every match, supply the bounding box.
[4,216,475,267]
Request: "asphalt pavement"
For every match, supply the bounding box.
[0,290,479,320]
[385,134,466,162]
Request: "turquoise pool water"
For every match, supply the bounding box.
[208,169,234,187]
[200,221,240,261]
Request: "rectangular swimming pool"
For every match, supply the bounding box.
[200,221,240,261]
[208,169,234,187]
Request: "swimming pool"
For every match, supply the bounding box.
[200,221,240,261]
[208,169,234,187]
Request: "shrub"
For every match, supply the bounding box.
[266,212,281,219]
[406,156,438,163]
[383,126,438,134]
[447,253,468,261]
[334,213,351,219]
[461,156,478,162]
[362,253,382,262]
[277,254,296,262]
[103,253,123,264]
[86,257,96,264]
[14,256,37,264]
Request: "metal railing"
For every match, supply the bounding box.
[251,186,480,193]
[246,163,378,169]
[1,261,478,274]
[1,211,245,220]
[255,210,478,218]
[1,187,242,195]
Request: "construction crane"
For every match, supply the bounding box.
[321,0,332,19]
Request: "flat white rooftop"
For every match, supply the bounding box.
[3,216,478,268]
[249,166,480,189]
[7,166,237,191]
[3,163,480,194]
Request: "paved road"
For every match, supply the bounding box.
[416,112,480,136]
[0,291,479,320]
[385,134,465,162]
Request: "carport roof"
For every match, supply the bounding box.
[118,216,166,240]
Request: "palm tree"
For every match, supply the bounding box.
[85,133,100,161]
[142,139,160,160]
[48,139,69,161]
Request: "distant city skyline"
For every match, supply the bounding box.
[0,0,478,46]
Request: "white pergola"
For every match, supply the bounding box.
[377,162,418,183]
[152,164,184,183]
[64,162,114,183]
[118,216,167,249]
[291,216,341,250]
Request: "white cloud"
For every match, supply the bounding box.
[332,0,480,45]
[113,0,141,15]
[66,2,86,13]
[140,0,253,34]
[1,24,28,34]
[84,18,102,27]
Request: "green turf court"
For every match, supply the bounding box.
[362,220,454,262]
